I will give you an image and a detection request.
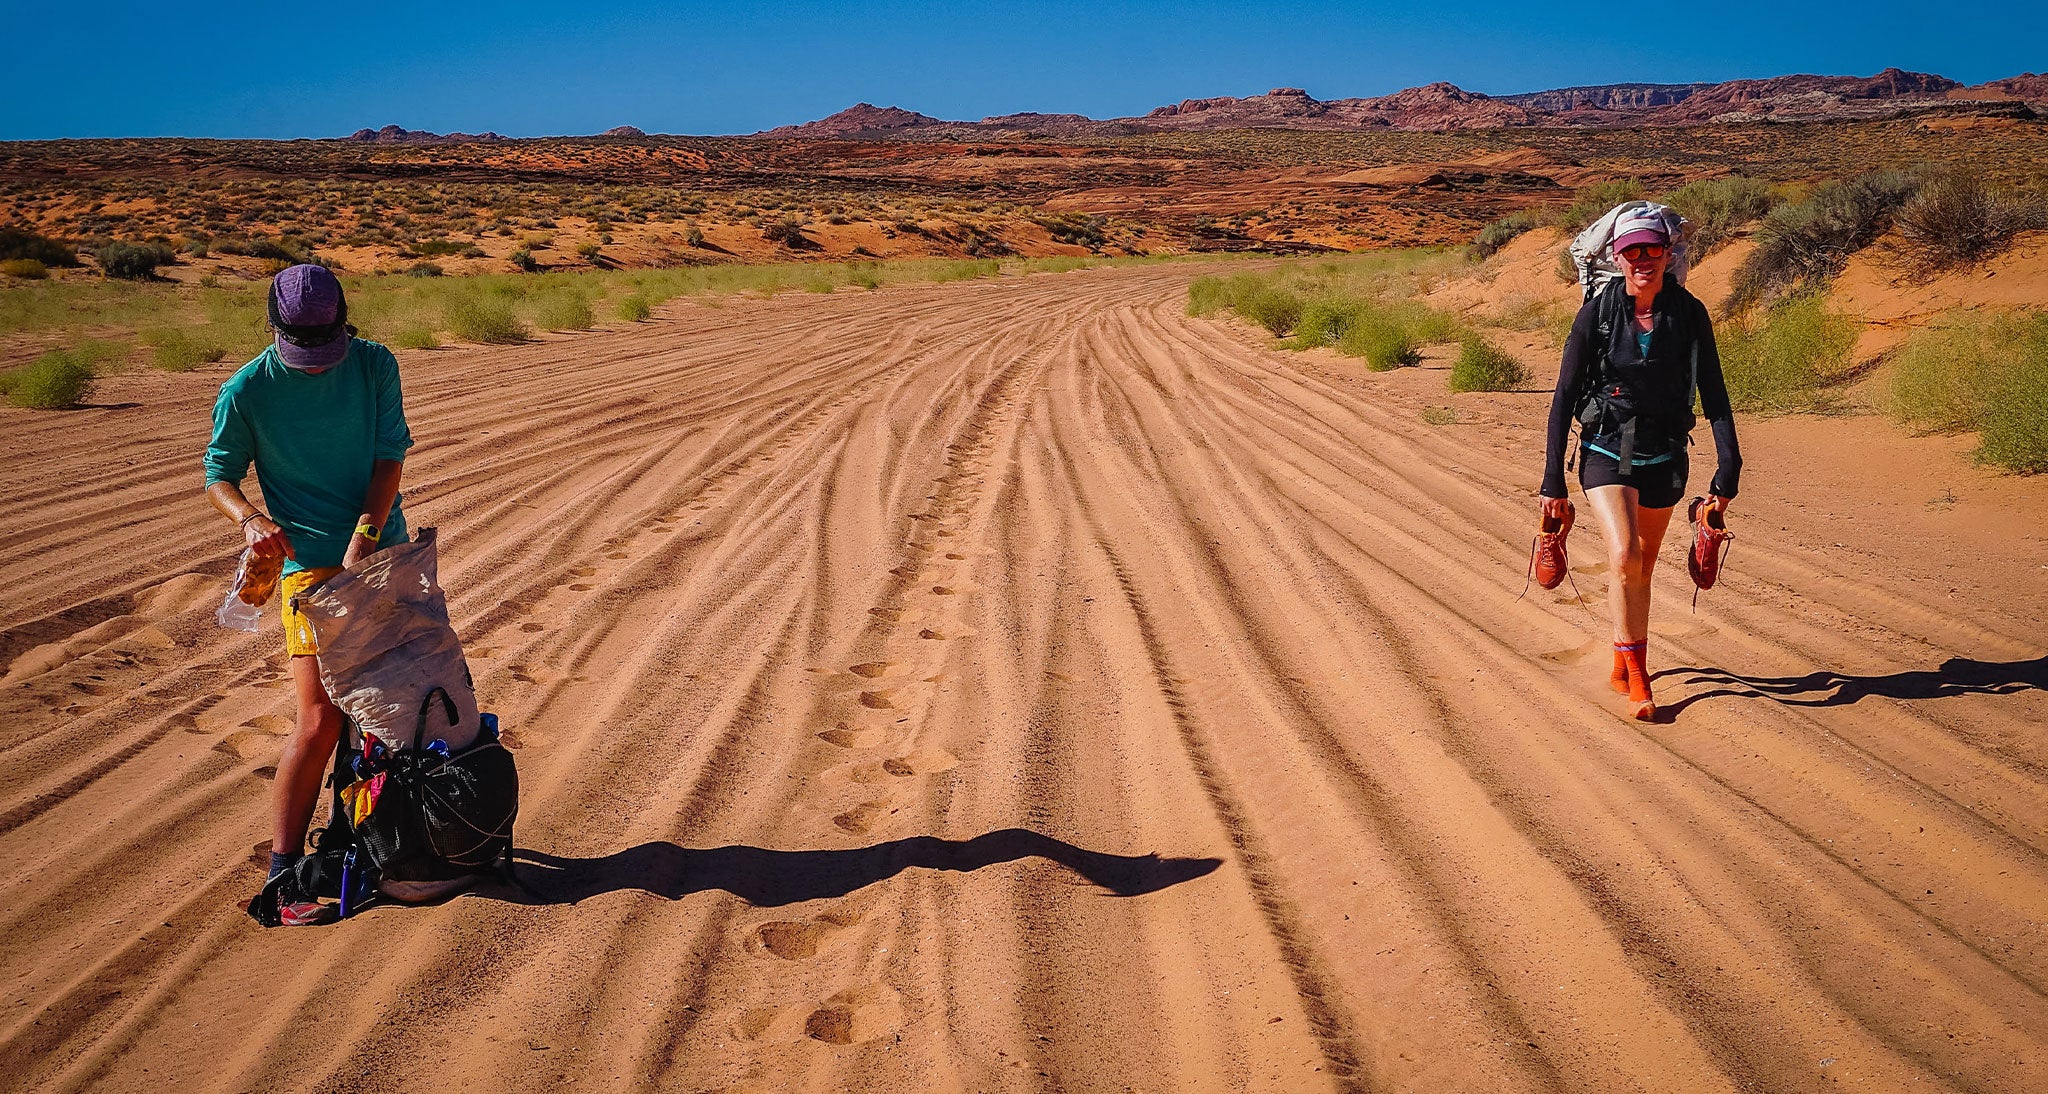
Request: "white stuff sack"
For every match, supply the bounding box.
[1570,200,1691,301]
[292,528,480,753]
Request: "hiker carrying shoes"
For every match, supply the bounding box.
[1539,206,1741,721]
[203,264,413,924]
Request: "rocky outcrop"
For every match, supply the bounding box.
[759,104,946,138]
[755,69,2041,137]
[599,125,647,138]
[340,125,506,143]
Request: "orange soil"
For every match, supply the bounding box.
[3,264,2045,1091]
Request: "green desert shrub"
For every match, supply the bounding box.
[0,258,48,279]
[1470,211,1538,259]
[508,248,538,272]
[96,241,177,280]
[616,294,653,322]
[1729,169,1920,311]
[1558,179,1645,233]
[1662,175,1782,258]
[1,349,96,408]
[533,290,594,331]
[1449,336,1531,392]
[1289,296,1369,347]
[0,227,80,267]
[142,328,227,371]
[445,295,529,343]
[1716,293,1860,412]
[1340,320,1420,370]
[391,327,441,350]
[1237,285,1304,337]
[1889,311,2048,473]
[1890,169,2045,277]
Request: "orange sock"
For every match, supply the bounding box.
[1619,640,1655,717]
[1610,645,1632,694]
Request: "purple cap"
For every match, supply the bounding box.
[1610,207,1671,256]
[269,264,351,371]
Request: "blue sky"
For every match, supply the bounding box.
[4,1,2042,139]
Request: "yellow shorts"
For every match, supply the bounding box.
[280,566,343,656]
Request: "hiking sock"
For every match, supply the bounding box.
[1610,644,1634,694]
[1620,641,1653,705]
[269,850,302,881]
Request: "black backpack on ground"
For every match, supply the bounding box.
[247,688,519,926]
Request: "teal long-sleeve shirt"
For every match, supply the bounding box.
[204,338,414,574]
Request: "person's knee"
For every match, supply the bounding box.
[293,694,342,747]
[1609,542,1646,580]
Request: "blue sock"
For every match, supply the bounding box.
[269,850,302,881]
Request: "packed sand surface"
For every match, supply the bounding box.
[3,266,2046,1092]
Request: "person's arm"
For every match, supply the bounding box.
[1541,303,1597,506]
[204,383,293,560]
[343,459,403,567]
[1692,301,1742,511]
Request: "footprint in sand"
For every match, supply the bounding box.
[1537,642,1602,666]
[752,909,862,960]
[804,985,904,1045]
[606,551,630,560]
[519,622,545,634]
[215,728,281,760]
[856,691,897,710]
[569,566,597,578]
[818,722,889,749]
[569,584,593,592]
[883,748,958,777]
[848,662,898,679]
[868,607,919,624]
[833,798,899,834]
[251,765,278,781]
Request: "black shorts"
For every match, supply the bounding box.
[1579,446,1688,509]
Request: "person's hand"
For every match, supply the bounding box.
[243,514,293,561]
[1706,494,1732,518]
[342,534,374,568]
[1541,496,1573,522]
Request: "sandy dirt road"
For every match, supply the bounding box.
[2,265,2046,1093]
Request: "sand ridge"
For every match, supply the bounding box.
[1,266,2045,1091]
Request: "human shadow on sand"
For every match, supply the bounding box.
[1656,654,2046,718]
[494,827,1222,907]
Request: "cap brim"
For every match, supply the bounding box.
[1611,228,1669,253]
[276,332,351,371]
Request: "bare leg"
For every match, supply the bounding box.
[1583,484,1647,643]
[274,654,343,855]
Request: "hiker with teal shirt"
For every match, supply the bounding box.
[1539,205,1742,722]
[203,264,413,925]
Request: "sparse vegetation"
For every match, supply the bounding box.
[1470,212,1538,259]
[1449,336,1530,392]
[1661,175,1783,258]
[1188,252,1465,369]
[1890,168,2045,277]
[96,241,177,280]
[1,259,48,279]
[1728,169,1921,312]
[1716,293,1861,412]
[1,348,97,408]
[445,294,529,343]
[616,294,652,322]
[142,328,227,371]
[1558,180,1645,233]
[508,248,538,272]
[0,227,80,267]
[534,290,594,331]
[1889,311,2048,473]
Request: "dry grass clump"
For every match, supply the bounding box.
[1189,252,1465,369]
[1662,175,1783,258]
[1469,212,1538,259]
[445,294,530,344]
[1449,336,1530,392]
[0,346,106,408]
[1889,169,2045,277]
[1728,170,1920,312]
[1,258,49,279]
[1889,311,2048,473]
[142,328,227,371]
[1716,293,1860,412]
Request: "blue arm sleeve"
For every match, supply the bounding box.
[370,345,414,462]
[203,384,253,486]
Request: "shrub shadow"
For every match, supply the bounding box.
[1656,654,2046,717]
[494,827,1221,908]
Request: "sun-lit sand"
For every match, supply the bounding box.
[2,260,2046,1091]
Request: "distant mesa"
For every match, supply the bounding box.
[759,104,947,138]
[599,125,647,138]
[341,124,506,143]
[756,67,2043,137]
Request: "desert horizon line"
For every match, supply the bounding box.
[7,65,2041,143]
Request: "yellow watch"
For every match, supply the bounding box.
[354,523,380,542]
